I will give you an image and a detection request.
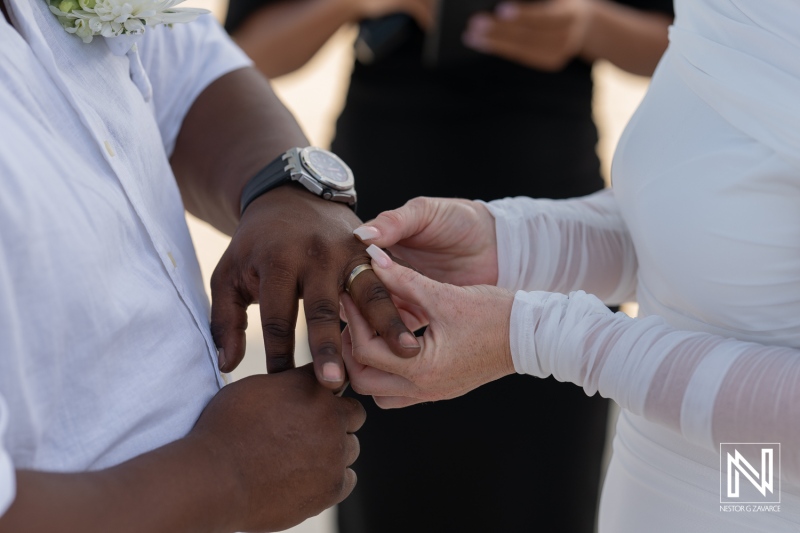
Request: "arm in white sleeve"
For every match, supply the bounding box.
[511,290,800,482]
[137,14,253,156]
[485,189,638,305]
[0,396,15,518]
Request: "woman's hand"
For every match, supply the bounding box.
[462,0,672,76]
[341,245,516,409]
[353,197,499,287]
[463,0,593,71]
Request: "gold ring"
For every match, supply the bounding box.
[345,264,373,293]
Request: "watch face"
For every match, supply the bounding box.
[301,148,354,190]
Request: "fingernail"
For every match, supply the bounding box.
[399,332,420,349]
[366,244,392,269]
[496,2,518,19]
[353,226,381,242]
[322,362,343,382]
[217,348,226,371]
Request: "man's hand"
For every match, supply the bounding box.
[210,184,421,388]
[191,364,366,532]
[0,365,365,533]
[352,197,499,287]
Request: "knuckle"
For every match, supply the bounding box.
[266,354,293,370]
[362,281,391,305]
[395,267,418,286]
[346,397,366,417]
[209,266,226,292]
[313,341,339,358]
[377,208,405,229]
[209,321,227,342]
[405,196,431,222]
[327,474,346,499]
[263,259,296,287]
[348,436,361,463]
[262,317,294,340]
[349,378,368,396]
[306,299,340,325]
[352,345,370,366]
[304,234,332,262]
[406,196,430,212]
[374,397,392,410]
[386,315,408,334]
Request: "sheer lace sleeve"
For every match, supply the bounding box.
[484,189,637,305]
[0,395,15,518]
[510,290,800,482]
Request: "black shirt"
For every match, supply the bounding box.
[226,0,674,217]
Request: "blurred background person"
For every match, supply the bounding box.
[225,1,672,531]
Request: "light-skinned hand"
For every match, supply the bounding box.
[463,0,593,71]
[352,197,499,287]
[341,245,516,409]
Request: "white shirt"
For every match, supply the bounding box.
[487,0,800,530]
[0,0,251,515]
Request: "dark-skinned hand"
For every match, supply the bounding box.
[210,183,421,389]
[190,364,366,532]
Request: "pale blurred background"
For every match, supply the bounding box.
[183,1,649,531]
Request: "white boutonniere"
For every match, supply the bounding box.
[47,0,209,44]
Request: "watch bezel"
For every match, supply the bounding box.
[299,147,355,191]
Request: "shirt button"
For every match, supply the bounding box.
[167,251,177,268]
[104,140,116,157]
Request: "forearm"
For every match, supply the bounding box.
[0,436,238,532]
[511,290,800,481]
[486,189,638,305]
[581,0,672,76]
[170,66,308,235]
[233,0,357,78]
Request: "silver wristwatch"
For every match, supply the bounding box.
[240,146,357,215]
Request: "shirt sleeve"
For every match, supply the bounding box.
[0,395,15,518]
[137,14,253,157]
[485,189,638,305]
[509,289,800,483]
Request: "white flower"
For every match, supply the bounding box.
[48,0,209,43]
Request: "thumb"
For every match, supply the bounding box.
[353,197,434,248]
[366,244,438,310]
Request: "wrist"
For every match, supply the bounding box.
[182,434,245,533]
[473,201,499,285]
[497,289,516,377]
[474,285,516,380]
[339,0,367,21]
[576,0,602,63]
[239,147,357,219]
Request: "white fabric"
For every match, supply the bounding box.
[0,0,251,517]
[0,396,14,517]
[487,189,637,305]
[489,0,800,530]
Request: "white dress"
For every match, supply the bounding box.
[486,0,800,530]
